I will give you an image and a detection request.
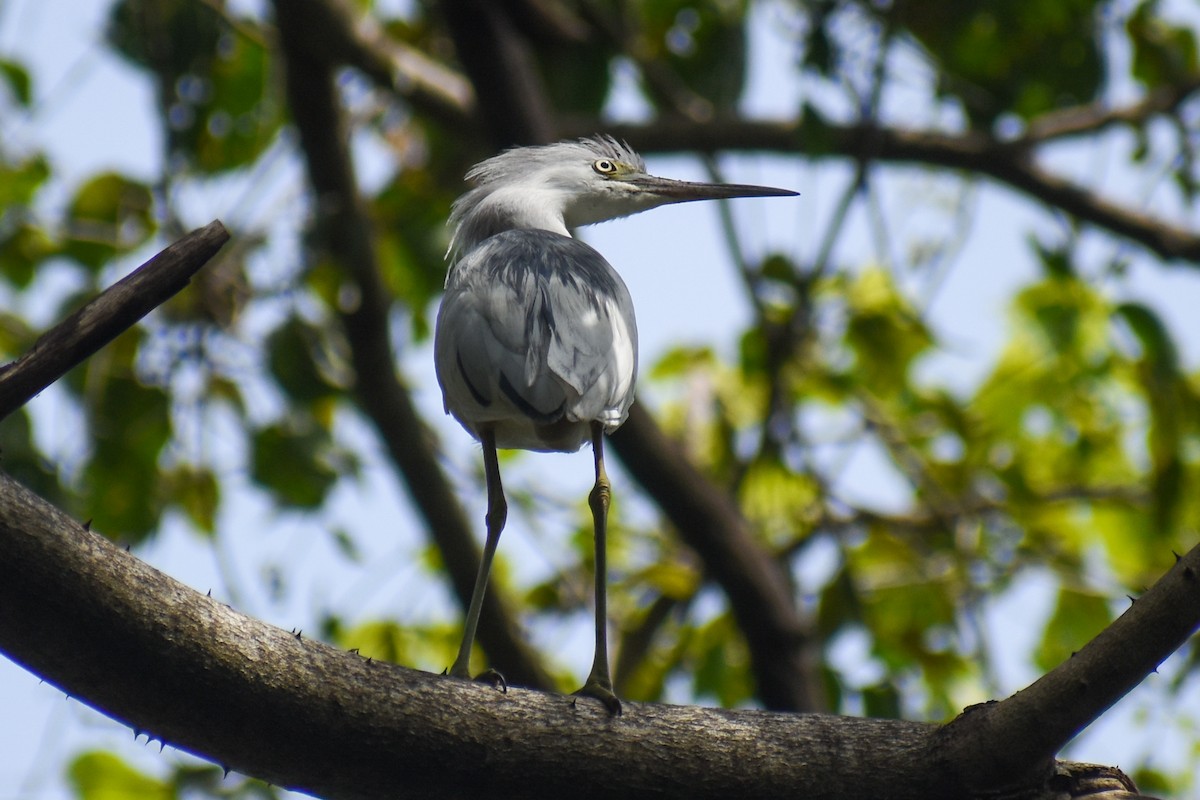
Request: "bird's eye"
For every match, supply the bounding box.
[593,159,617,175]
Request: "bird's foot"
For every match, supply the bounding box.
[474,668,508,693]
[572,677,622,716]
[444,666,508,693]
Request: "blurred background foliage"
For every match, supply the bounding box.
[0,0,1199,797]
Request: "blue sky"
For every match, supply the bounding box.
[1,1,1199,797]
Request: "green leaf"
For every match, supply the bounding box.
[895,0,1105,123]
[164,466,220,535]
[862,681,902,720]
[0,222,58,287]
[737,458,820,547]
[1012,272,1107,357]
[108,0,280,173]
[691,612,753,706]
[63,173,155,271]
[0,408,64,505]
[1116,302,1188,532]
[70,329,172,542]
[635,0,750,110]
[250,420,340,509]
[68,752,174,800]
[1116,302,1179,387]
[843,268,933,395]
[0,154,50,210]
[1034,587,1112,672]
[0,58,32,106]
[1127,1,1199,87]
[267,317,336,405]
[635,560,700,601]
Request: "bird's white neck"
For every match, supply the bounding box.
[449,184,572,257]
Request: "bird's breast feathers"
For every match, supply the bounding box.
[435,229,639,451]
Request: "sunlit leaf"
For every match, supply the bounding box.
[68,752,173,800]
[737,458,820,547]
[0,222,57,287]
[844,268,933,396]
[63,173,155,272]
[1127,1,1199,87]
[1034,586,1112,672]
[164,465,220,535]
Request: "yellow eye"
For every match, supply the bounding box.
[593,158,618,175]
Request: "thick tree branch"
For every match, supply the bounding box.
[937,544,1200,795]
[439,0,556,147]
[0,221,230,421]
[0,468,1177,798]
[273,0,554,690]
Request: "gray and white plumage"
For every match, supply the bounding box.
[433,135,796,711]
[436,228,637,452]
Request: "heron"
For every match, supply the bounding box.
[435,135,796,714]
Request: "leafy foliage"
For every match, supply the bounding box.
[1,0,1198,796]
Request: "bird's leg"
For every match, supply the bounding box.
[573,422,622,715]
[448,428,507,689]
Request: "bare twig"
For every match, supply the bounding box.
[0,221,230,421]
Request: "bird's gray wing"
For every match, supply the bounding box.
[435,229,638,440]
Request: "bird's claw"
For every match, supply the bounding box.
[476,668,508,693]
[572,678,622,716]
[445,666,507,693]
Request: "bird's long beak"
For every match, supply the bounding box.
[628,173,798,203]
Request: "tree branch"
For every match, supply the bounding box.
[937,544,1200,795]
[0,468,1175,799]
[0,221,230,421]
[273,0,554,690]
[565,116,1200,264]
[270,0,476,128]
[1022,78,1200,144]
[276,0,1200,264]
[439,0,556,147]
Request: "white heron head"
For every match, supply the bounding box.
[448,135,796,257]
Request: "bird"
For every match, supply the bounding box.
[434,135,797,714]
